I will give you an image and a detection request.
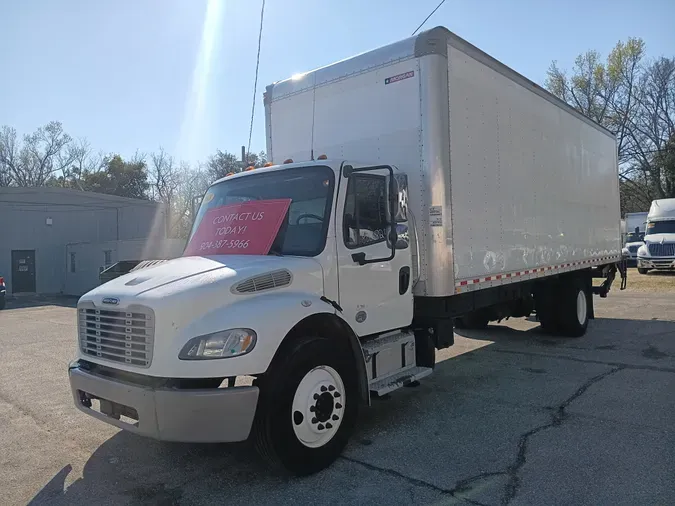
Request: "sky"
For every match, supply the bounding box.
[2,0,674,166]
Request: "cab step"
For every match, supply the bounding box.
[362,330,432,396]
[369,366,432,396]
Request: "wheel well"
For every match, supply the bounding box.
[263,313,370,405]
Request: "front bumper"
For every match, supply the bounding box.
[637,257,675,270]
[68,365,259,442]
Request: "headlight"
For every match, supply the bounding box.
[179,328,257,360]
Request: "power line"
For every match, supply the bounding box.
[412,0,447,36]
[247,0,266,162]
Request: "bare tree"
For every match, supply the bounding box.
[626,57,675,198]
[54,138,104,189]
[0,125,17,186]
[149,147,180,203]
[0,121,75,186]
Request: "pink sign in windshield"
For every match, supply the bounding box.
[184,199,292,256]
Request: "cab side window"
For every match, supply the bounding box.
[343,174,389,248]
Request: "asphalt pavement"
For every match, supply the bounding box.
[0,290,673,505]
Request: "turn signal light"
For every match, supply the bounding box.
[283,158,294,164]
[244,166,256,171]
[317,154,327,160]
[225,172,235,177]
[263,162,273,167]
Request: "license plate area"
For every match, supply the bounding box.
[78,390,140,426]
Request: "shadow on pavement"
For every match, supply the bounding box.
[29,435,265,505]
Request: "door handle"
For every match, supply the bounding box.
[399,266,410,294]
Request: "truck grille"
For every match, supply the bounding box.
[627,245,639,253]
[78,304,155,368]
[648,243,675,257]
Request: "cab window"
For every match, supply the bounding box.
[343,174,389,248]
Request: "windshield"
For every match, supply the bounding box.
[189,166,335,257]
[646,220,675,236]
[625,232,644,243]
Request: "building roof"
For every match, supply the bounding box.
[0,187,160,208]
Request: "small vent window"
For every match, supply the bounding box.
[233,269,292,294]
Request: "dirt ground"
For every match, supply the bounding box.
[623,267,675,293]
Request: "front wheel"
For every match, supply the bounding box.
[637,268,650,275]
[253,336,358,475]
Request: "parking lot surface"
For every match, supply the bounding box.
[1,284,674,505]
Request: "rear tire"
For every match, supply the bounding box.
[557,277,590,337]
[637,268,650,275]
[253,335,358,475]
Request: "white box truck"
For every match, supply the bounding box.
[68,27,625,475]
[637,198,675,273]
[622,211,647,264]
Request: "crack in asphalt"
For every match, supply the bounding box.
[0,390,46,428]
[487,348,675,373]
[499,366,625,505]
[344,366,625,506]
[340,455,490,506]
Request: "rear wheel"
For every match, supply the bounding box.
[557,278,590,337]
[637,268,650,275]
[253,335,358,475]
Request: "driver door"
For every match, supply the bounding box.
[335,163,413,336]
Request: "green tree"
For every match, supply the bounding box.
[206,149,267,181]
[82,153,149,199]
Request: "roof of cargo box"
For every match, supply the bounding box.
[265,26,614,138]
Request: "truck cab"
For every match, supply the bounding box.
[69,159,424,475]
[637,199,675,273]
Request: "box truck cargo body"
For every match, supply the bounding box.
[265,27,622,295]
[69,27,625,475]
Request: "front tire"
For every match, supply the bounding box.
[253,335,358,475]
[637,267,650,275]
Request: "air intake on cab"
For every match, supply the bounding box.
[233,269,293,294]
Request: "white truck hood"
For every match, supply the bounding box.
[644,234,675,244]
[81,255,324,305]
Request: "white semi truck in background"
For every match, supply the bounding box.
[68,27,625,475]
[622,211,648,265]
[637,198,675,273]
